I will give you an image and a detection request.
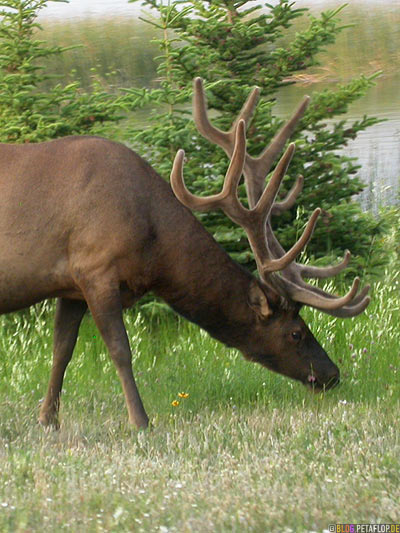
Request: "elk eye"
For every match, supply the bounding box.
[291,331,302,342]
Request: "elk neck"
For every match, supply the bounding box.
[149,179,258,348]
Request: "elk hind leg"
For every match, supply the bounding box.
[39,298,87,428]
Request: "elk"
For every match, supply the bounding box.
[0,78,370,429]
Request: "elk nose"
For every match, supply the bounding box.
[325,367,340,389]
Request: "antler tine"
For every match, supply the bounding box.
[232,85,261,131]
[271,187,352,279]
[299,250,351,279]
[302,284,371,317]
[248,95,310,173]
[193,77,260,157]
[300,282,370,306]
[193,77,231,154]
[324,295,371,318]
[271,175,304,215]
[259,209,321,274]
[244,96,311,206]
[272,195,353,280]
[263,219,368,313]
[254,143,296,216]
[288,276,361,311]
[267,179,357,283]
[171,120,248,221]
[326,296,371,318]
[243,144,320,275]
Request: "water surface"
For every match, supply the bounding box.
[38,0,400,209]
[278,75,400,210]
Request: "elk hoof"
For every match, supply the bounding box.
[38,413,60,431]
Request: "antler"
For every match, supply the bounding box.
[193,77,310,208]
[171,78,370,318]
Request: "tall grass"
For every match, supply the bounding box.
[0,268,399,531]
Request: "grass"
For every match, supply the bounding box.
[0,269,399,531]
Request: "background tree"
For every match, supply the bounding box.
[0,0,386,275]
[127,0,384,275]
[0,0,128,142]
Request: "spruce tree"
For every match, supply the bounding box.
[0,0,126,142]
[127,0,384,274]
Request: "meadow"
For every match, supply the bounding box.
[0,2,399,531]
[0,267,399,532]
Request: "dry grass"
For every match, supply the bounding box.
[0,403,398,532]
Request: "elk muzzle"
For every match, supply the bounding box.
[303,337,340,390]
[306,361,340,390]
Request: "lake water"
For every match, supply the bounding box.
[277,75,400,211]
[38,0,399,210]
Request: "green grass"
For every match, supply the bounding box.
[0,269,399,531]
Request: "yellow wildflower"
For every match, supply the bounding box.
[171,400,180,407]
[178,392,189,399]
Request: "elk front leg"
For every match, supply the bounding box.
[82,277,149,429]
[39,298,87,428]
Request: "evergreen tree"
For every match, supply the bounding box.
[127,0,384,274]
[0,0,127,142]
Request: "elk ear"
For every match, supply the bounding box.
[248,281,273,319]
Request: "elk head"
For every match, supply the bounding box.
[170,78,370,390]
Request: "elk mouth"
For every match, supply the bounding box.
[305,373,340,391]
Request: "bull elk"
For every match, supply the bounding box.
[0,78,370,429]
